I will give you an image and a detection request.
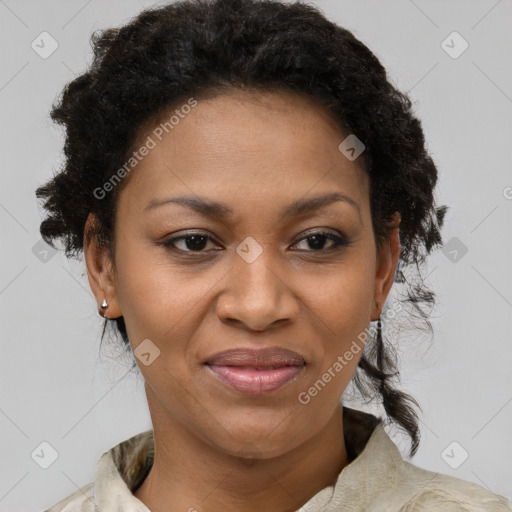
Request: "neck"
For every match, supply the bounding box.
[135,390,348,512]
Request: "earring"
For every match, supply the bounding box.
[100,299,109,319]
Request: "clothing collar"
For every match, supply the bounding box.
[93,407,404,511]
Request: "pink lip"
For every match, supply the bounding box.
[204,347,306,395]
[206,365,304,395]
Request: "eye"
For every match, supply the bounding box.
[161,232,219,253]
[291,230,351,252]
[159,229,351,255]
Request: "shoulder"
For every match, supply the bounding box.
[391,460,512,511]
[42,430,154,512]
[340,413,512,512]
[43,481,95,512]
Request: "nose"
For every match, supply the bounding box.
[216,246,299,333]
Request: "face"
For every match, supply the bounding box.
[85,89,400,459]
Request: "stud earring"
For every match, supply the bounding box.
[100,299,110,319]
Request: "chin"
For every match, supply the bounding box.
[206,415,306,459]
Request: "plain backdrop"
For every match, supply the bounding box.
[0,0,511,510]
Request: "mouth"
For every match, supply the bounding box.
[204,347,306,396]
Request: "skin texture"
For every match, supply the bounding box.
[84,89,401,512]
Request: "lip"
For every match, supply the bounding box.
[204,347,306,396]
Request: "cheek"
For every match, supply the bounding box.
[111,234,181,353]
[300,253,375,396]
[113,241,223,369]
[301,254,375,328]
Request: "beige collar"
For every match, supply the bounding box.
[93,407,398,511]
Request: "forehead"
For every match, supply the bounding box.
[117,89,369,218]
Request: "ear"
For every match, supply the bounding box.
[83,213,122,319]
[371,212,401,321]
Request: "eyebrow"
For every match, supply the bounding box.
[144,192,361,222]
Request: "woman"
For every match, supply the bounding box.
[36,0,511,510]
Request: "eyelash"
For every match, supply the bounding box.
[158,229,352,256]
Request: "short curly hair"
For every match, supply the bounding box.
[35,0,447,456]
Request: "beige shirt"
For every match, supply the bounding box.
[44,408,512,511]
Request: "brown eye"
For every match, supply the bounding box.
[158,229,351,256]
[162,233,218,252]
[291,230,351,252]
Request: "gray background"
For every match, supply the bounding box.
[1,0,511,510]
